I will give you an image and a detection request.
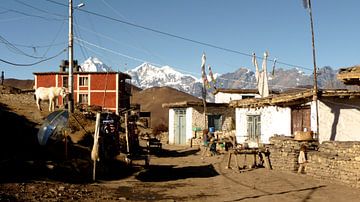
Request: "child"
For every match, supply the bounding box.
[298,144,308,174]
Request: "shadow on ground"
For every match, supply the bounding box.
[152,147,200,158]
[115,184,216,201]
[136,164,219,182]
[0,103,138,184]
[229,185,327,201]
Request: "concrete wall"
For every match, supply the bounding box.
[235,106,291,146]
[318,97,360,143]
[186,107,193,144]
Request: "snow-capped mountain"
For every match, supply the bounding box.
[126,62,347,98]
[126,63,200,94]
[80,57,112,72]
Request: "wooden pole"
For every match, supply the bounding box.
[202,86,207,129]
[308,0,320,139]
[125,113,130,153]
[92,113,101,181]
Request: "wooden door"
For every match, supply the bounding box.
[291,106,311,133]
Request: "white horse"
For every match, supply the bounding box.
[34,87,67,111]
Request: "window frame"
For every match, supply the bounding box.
[79,76,89,87]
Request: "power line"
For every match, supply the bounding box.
[45,0,312,71]
[0,6,65,21]
[0,48,66,66]
[44,0,312,71]
[0,35,43,59]
[0,41,66,49]
[14,0,65,18]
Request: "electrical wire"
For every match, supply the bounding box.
[0,41,66,49]
[14,0,66,18]
[0,48,66,66]
[99,0,167,65]
[45,0,313,71]
[0,6,65,21]
[0,35,43,59]
[41,20,66,58]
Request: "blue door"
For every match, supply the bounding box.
[174,109,186,145]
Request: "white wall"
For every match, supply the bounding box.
[318,98,360,143]
[168,108,175,144]
[235,106,291,146]
[186,107,193,144]
[215,92,260,103]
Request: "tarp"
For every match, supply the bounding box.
[37,110,69,146]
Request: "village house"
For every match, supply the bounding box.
[229,89,360,146]
[33,61,132,114]
[163,88,279,145]
[162,101,233,145]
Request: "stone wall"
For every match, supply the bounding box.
[306,141,360,188]
[268,136,360,188]
[268,136,318,172]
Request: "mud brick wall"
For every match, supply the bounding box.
[269,137,360,188]
[268,136,318,172]
[306,141,360,188]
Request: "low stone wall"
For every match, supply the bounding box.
[268,136,360,188]
[306,141,360,188]
[268,136,318,172]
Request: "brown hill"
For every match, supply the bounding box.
[3,79,34,90]
[131,86,201,128]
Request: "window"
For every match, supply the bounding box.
[79,76,88,87]
[208,114,222,131]
[62,76,68,88]
[247,115,261,141]
[79,93,88,104]
[242,95,255,99]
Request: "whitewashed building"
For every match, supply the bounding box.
[163,101,233,145]
[230,89,360,146]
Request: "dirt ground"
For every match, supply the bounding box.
[1,92,360,201]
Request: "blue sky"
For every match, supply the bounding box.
[0,0,359,80]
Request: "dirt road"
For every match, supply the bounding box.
[2,144,360,201]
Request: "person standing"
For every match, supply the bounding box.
[298,144,308,174]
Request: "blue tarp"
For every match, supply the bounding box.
[37,110,69,146]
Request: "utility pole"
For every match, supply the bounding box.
[306,0,319,139]
[68,0,74,113]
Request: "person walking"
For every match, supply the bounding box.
[298,144,308,174]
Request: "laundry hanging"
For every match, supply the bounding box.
[252,52,269,97]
